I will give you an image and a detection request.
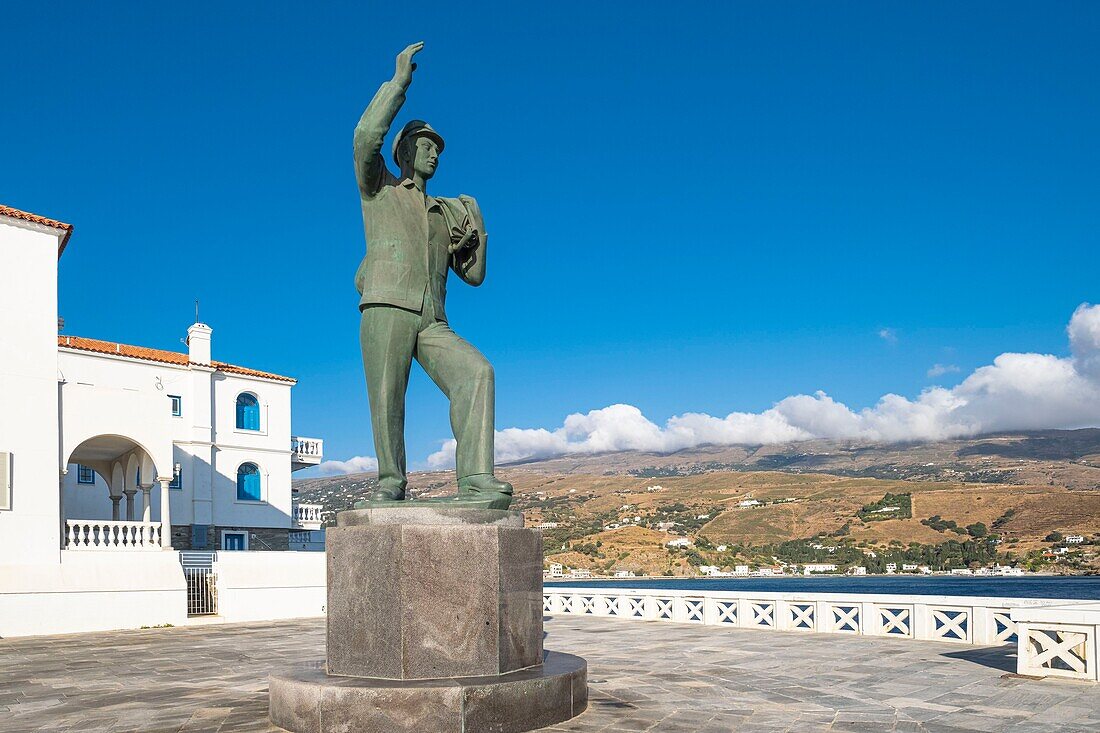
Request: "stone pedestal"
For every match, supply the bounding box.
[269,506,586,733]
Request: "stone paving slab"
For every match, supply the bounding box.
[0,616,1097,732]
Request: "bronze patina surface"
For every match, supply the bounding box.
[354,42,512,508]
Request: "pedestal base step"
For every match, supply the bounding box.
[269,650,587,733]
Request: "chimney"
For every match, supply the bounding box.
[187,323,212,364]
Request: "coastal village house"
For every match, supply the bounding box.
[0,205,324,635]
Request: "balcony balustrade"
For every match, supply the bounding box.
[291,437,323,471]
[293,502,324,530]
[65,519,163,550]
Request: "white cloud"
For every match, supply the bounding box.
[318,455,378,475]
[878,327,898,344]
[927,363,960,378]
[423,304,1100,468]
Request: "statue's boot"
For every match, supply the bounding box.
[354,484,406,507]
[457,473,513,499]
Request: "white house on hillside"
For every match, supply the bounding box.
[0,204,324,636]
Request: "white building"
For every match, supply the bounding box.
[902,563,919,571]
[547,563,564,578]
[850,566,867,575]
[56,329,324,551]
[885,563,897,573]
[802,563,837,574]
[1065,535,1085,544]
[613,569,636,578]
[569,568,591,579]
[0,204,323,636]
[666,537,693,548]
[738,499,761,508]
[535,521,558,530]
[734,565,750,575]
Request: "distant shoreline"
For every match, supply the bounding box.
[544,573,1100,601]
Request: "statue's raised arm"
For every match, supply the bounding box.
[354,42,423,198]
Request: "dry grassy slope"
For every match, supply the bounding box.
[489,469,1100,563]
[702,479,1099,546]
[411,468,1098,547]
[299,464,1097,575]
[315,465,1098,548]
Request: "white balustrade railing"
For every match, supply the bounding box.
[65,519,163,550]
[294,503,324,529]
[291,437,324,462]
[543,586,1085,649]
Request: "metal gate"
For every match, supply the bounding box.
[180,551,218,616]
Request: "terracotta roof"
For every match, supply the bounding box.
[0,204,74,257]
[58,335,296,383]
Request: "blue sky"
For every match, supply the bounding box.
[4,2,1099,472]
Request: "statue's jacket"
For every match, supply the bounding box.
[354,81,486,320]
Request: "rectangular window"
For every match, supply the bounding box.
[170,466,182,489]
[169,395,182,417]
[77,465,95,484]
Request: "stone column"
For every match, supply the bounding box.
[123,489,136,521]
[141,486,152,523]
[110,496,121,521]
[158,478,173,549]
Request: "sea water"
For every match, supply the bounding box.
[547,574,1100,600]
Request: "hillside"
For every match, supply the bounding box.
[294,429,1100,575]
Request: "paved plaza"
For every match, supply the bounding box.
[1,615,1097,732]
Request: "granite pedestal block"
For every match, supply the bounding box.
[327,506,542,679]
[269,506,586,733]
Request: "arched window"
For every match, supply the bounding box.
[237,462,261,501]
[236,393,260,431]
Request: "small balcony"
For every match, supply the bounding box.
[291,436,323,471]
[293,502,324,530]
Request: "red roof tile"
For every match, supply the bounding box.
[0,204,74,256]
[58,335,296,383]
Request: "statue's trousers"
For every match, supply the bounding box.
[359,299,495,490]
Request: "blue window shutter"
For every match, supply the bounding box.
[236,394,260,430]
[236,463,261,501]
[245,471,260,500]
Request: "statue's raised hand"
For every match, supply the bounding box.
[394,42,424,87]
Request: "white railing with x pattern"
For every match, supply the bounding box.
[1012,601,1100,681]
[65,519,163,550]
[543,586,1082,649]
